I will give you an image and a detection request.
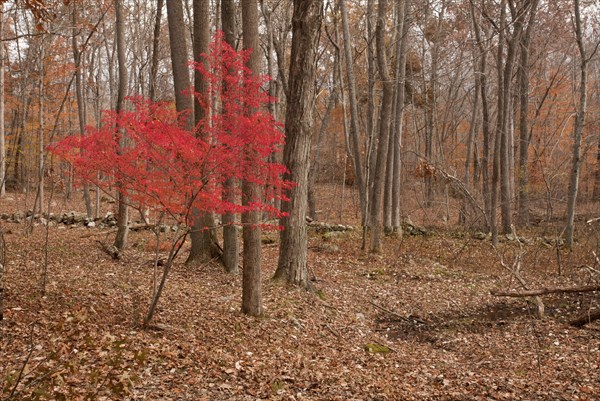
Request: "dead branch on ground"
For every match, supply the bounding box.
[490,285,600,297]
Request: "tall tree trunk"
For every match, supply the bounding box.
[392,1,409,234]
[470,0,492,230]
[369,0,394,253]
[166,0,194,131]
[565,0,591,248]
[186,0,220,266]
[241,0,263,315]
[390,0,408,234]
[36,44,44,215]
[149,0,164,102]
[165,0,210,264]
[594,133,600,201]
[516,0,539,226]
[461,43,481,226]
[490,0,506,245]
[338,0,366,225]
[499,1,525,235]
[363,0,376,238]
[72,6,94,218]
[307,64,337,221]
[221,0,239,274]
[113,0,129,250]
[0,12,5,197]
[274,0,322,287]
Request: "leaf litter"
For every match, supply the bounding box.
[0,193,599,400]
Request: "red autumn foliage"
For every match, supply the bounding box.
[50,32,291,229]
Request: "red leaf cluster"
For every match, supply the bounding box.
[49,32,291,229]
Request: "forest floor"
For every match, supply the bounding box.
[1,185,599,400]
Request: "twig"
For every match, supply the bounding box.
[368,300,411,322]
[323,323,341,338]
[493,226,545,318]
[6,323,36,400]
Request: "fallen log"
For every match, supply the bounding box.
[570,310,600,327]
[490,285,600,297]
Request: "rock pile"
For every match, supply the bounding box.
[0,210,118,228]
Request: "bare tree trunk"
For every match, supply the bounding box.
[565,0,592,248]
[499,1,526,235]
[165,0,212,264]
[369,0,394,253]
[339,0,366,224]
[72,7,94,218]
[241,0,263,315]
[36,44,44,215]
[274,0,322,288]
[308,58,337,221]
[167,0,194,132]
[149,0,164,102]
[390,0,408,234]
[0,13,5,197]
[470,1,492,231]
[221,0,239,274]
[516,0,539,226]
[461,45,481,226]
[113,0,129,250]
[490,0,506,245]
[363,0,376,238]
[594,133,600,201]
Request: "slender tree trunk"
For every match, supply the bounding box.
[594,133,600,201]
[149,0,164,102]
[499,6,524,235]
[516,0,539,226]
[72,7,94,218]
[241,0,263,315]
[470,1,492,230]
[565,0,591,248]
[0,13,5,197]
[274,0,322,288]
[339,0,366,225]
[461,45,481,226]
[36,44,44,215]
[391,1,409,234]
[165,0,211,263]
[363,0,376,238]
[186,0,220,265]
[308,59,337,221]
[490,0,506,245]
[369,0,394,253]
[113,0,129,250]
[221,0,239,274]
[167,0,194,132]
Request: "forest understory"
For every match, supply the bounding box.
[1,184,599,401]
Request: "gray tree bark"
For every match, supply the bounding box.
[186,0,221,266]
[274,0,322,287]
[516,0,539,226]
[369,0,394,253]
[71,6,94,219]
[565,0,593,248]
[339,0,366,224]
[241,0,263,316]
[166,0,194,132]
[0,13,5,197]
[490,0,506,245]
[149,0,164,102]
[470,0,492,231]
[113,0,129,250]
[221,0,239,274]
[390,0,409,234]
